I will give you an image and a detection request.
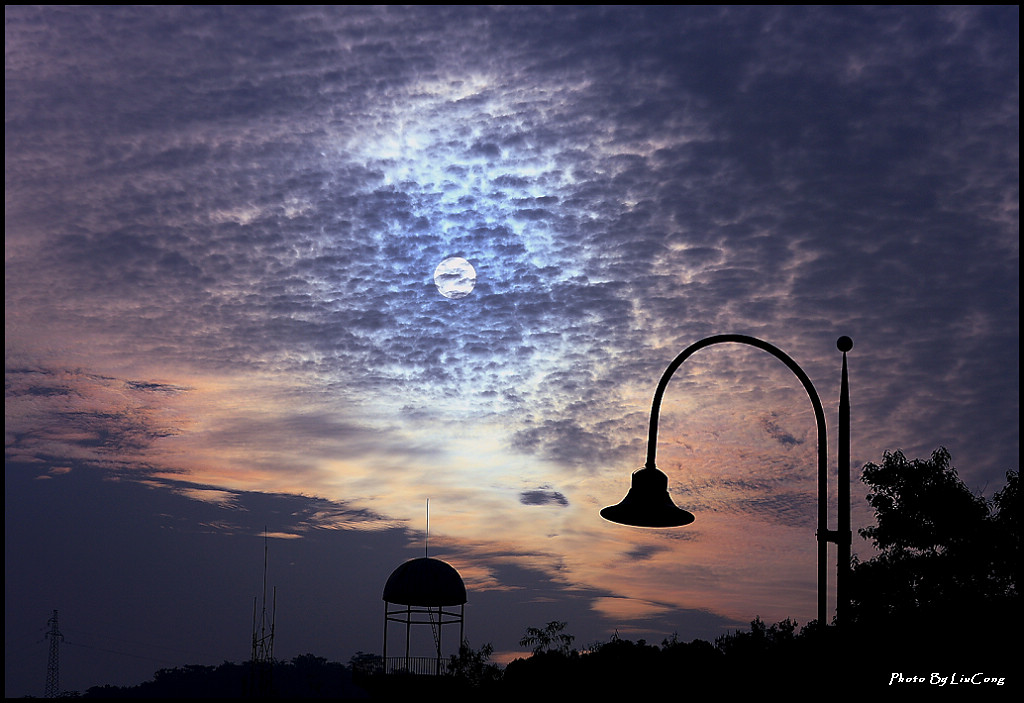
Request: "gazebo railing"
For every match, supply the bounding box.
[355,656,454,677]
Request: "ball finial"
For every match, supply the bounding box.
[837,336,853,352]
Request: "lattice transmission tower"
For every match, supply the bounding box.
[45,610,64,698]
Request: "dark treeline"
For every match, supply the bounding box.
[79,655,362,698]
[72,611,1013,698]
[501,619,839,697]
[68,620,837,698]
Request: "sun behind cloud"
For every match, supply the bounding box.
[433,257,477,299]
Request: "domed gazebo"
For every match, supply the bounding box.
[382,557,467,676]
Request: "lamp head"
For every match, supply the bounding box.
[600,465,695,527]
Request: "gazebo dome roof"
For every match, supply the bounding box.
[382,557,467,606]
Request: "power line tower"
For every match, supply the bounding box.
[45,610,64,698]
[249,531,276,697]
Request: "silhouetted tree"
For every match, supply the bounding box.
[504,621,579,696]
[713,616,798,659]
[991,467,1020,601]
[859,448,988,555]
[576,633,663,696]
[447,640,502,689]
[347,650,382,676]
[850,448,1019,670]
[518,620,575,656]
[707,616,834,686]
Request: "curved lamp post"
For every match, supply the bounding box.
[601,334,852,627]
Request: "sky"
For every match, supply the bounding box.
[5,5,1019,696]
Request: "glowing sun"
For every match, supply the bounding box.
[433,257,477,299]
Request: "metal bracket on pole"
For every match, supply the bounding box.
[821,529,852,545]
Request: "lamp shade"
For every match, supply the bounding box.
[600,465,695,527]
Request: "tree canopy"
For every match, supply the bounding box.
[518,620,576,656]
[850,448,1019,669]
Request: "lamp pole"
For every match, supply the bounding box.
[601,334,852,628]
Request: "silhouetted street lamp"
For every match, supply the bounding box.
[601,334,853,627]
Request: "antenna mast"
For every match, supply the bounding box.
[249,529,276,697]
[425,498,429,557]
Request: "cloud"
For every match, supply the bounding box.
[760,412,803,447]
[590,596,672,622]
[518,489,569,507]
[623,545,669,562]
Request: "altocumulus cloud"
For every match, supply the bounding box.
[4,5,1017,697]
